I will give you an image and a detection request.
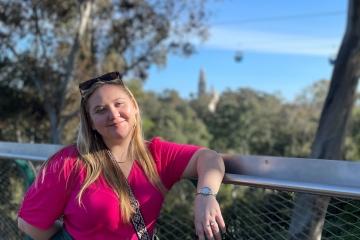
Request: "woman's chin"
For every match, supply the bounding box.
[110,131,132,141]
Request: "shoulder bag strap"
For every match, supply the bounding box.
[107,150,155,240]
[125,179,153,240]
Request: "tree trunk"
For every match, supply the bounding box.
[46,104,61,144]
[48,0,93,144]
[289,1,360,239]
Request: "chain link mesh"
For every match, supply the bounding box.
[2,158,360,240]
[157,184,360,240]
[0,159,26,239]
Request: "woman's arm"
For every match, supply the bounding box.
[182,148,226,240]
[18,217,62,240]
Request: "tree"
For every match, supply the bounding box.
[345,106,360,160]
[0,0,210,143]
[207,88,284,155]
[0,84,48,142]
[274,80,329,157]
[289,1,360,239]
[145,90,211,146]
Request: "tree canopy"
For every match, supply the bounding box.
[0,0,210,143]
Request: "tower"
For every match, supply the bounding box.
[198,68,206,98]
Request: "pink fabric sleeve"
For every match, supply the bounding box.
[18,145,78,230]
[149,137,203,190]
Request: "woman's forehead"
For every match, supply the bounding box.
[87,84,130,103]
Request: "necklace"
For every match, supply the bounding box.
[106,149,130,163]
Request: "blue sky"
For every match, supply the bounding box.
[144,0,347,101]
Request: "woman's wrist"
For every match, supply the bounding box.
[196,186,217,196]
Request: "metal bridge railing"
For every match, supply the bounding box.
[1,141,360,239]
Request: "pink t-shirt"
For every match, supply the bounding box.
[18,137,201,240]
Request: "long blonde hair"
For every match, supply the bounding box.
[76,81,166,223]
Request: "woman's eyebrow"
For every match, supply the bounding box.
[90,97,128,109]
[113,97,126,101]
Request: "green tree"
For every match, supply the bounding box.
[145,90,211,146]
[274,80,329,157]
[207,88,284,155]
[0,0,211,143]
[0,84,48,142]
[189,94,214,121]
[345,105,360,160]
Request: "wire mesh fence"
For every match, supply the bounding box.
[0,159,27,240]
[1,158,360,240]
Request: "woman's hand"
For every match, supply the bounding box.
[194,194,226,240]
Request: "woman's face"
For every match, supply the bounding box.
[87,84,137,145]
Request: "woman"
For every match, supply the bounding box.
[18,71,226,240]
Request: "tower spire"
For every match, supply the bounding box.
[198,68,206,98]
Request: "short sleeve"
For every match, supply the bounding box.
[18,145,78,230]
[148,137,203,189]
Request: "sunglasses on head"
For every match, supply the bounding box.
[79,71,123,96]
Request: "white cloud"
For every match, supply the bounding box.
[199,26,341,56]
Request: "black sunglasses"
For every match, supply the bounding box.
[79,71,123,96]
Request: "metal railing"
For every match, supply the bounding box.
[1,141,360,239]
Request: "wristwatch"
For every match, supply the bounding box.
[196,187,216,196]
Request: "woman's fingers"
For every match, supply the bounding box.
[194,196,226,239]
[215,209,226,233]
[198,215,224,240]
[210,219,222,240]
[203,220,214,239]
[195,221,205,240]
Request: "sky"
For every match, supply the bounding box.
[144,0,347,102]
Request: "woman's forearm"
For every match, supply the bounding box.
[18,217,62,240]
[196,149,225,194]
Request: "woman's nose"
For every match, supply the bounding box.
[108,106,119,120]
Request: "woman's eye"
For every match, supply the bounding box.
[115,102,124,107]
[94,107,106,113]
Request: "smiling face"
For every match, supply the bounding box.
[86,84,138,146]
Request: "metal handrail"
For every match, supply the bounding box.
[222,154,360,199]
[1,141,360,199]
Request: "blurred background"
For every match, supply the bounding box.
[2,0,360,239]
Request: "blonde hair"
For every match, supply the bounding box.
[76,81,166,223]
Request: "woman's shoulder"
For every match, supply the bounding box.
[45,144,79,174]
[50,144,78,162]
[145,137,163,161]
[33,144,81,187]
[147,136,162,145]
[146,136,196,150]
[146,136,166,153]
[146,136,203,160]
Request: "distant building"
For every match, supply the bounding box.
[197,68,219,113]
[208,86,219,112]
[198,68,206,98]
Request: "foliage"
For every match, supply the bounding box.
[3,71,360,239]
[0,159,26,239]
[1,1,359,239]
[0,83,48,142]
[0,0,211,143]
[345,107,360,160]
[206,88,285,155]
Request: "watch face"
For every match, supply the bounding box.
[199,187,212,195]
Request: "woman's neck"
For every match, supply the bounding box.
[105,137,132,163]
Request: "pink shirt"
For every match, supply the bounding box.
[18,137,201,240]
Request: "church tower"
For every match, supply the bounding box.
[196,68,219,112]
[198,68,206,98]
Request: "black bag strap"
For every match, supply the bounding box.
[107,150,153,240]
[125,178,152,240]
